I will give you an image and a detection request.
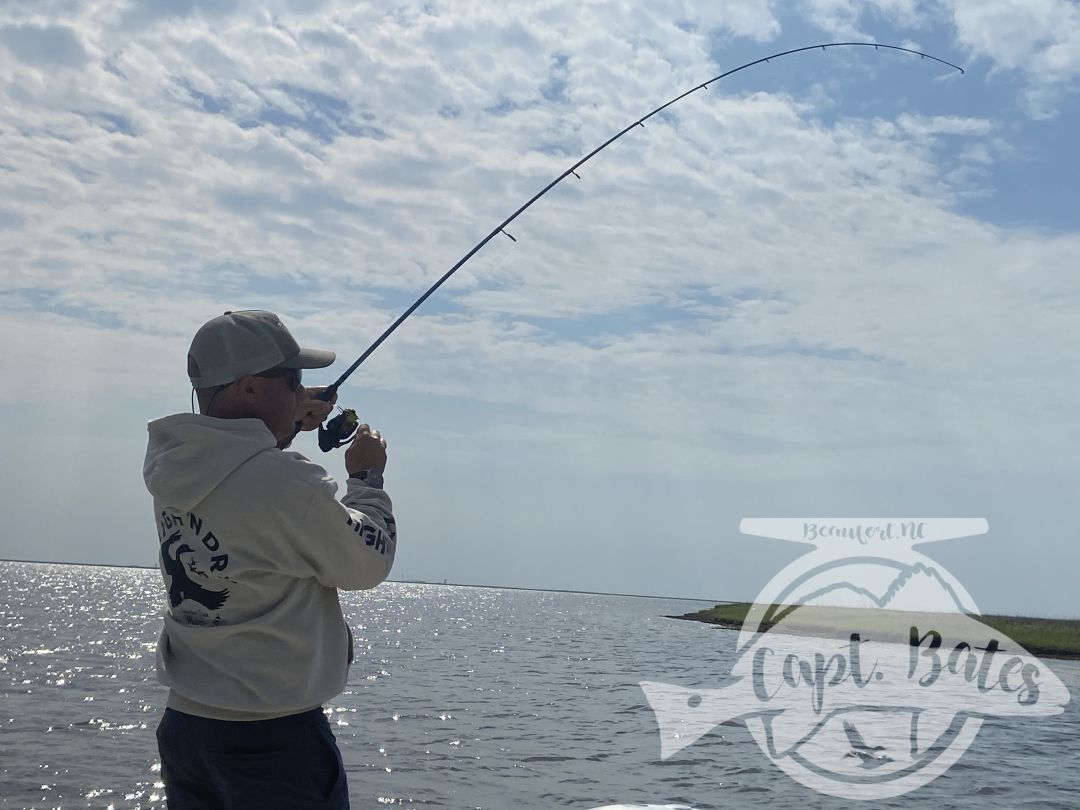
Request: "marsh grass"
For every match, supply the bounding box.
[674,603,1080,660]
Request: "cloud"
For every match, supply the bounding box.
[947,0,1080,115]
[794,0,1080,116]
[894,113,992,137]
[119,0,246,29]
[798,0,928,39]
[0,3,1067,407]
[0,23,88,67]
[949,0,1080,75]
[0,207,25,229]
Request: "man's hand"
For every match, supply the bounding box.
[345,424,388,476]
[295,386,338,432]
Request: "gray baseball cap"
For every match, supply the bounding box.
[187,310,336,388]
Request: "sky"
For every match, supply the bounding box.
[1,0,1078,617]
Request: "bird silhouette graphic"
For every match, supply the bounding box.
[160,530,230,611]
[842,720,894,769]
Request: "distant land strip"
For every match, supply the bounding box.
[673,602,1080,661]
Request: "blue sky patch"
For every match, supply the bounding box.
[82,111,136,135]
[3,288,124,329]
[540,53,571,104]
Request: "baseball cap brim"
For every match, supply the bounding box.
[279,347,336,369]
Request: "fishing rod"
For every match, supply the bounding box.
[312,41,964,452]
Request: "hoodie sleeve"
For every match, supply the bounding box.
[271,460,397,591]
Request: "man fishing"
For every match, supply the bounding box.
[143,309,396,809]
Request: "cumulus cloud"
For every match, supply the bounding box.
[949,0,1080,74]
[948,0,1080,115]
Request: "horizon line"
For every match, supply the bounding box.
[0,557,724,604]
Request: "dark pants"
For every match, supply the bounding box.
[156,707,349,810]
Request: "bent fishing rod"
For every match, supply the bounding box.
[309,41,964,451]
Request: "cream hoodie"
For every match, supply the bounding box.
[143,414,396,720]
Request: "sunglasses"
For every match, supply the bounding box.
[255,367,303,392]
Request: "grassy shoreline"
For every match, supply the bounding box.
[672,603,1080,661]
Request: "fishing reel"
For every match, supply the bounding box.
[318,407,360,452]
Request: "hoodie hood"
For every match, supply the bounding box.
[144,414,277,510]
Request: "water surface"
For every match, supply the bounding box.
[1,561,1077,808]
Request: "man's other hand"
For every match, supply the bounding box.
[345,424,387,475]
[295,386,338,432]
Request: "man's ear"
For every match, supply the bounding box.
[234,375,259,403]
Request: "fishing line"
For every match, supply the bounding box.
[310,41,964,451]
